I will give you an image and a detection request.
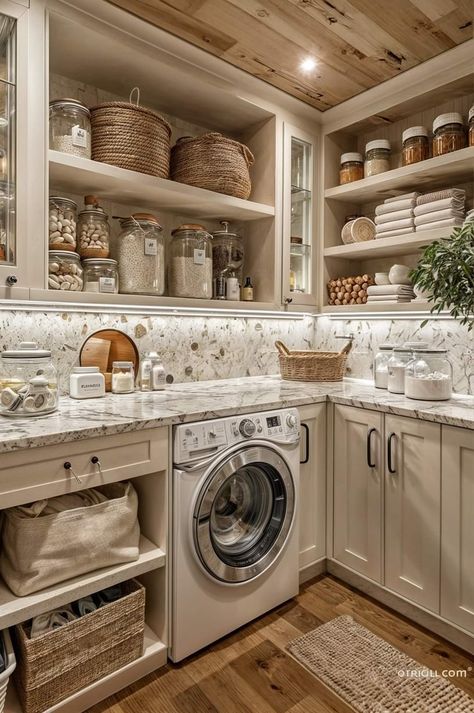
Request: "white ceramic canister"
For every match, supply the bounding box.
[69,366,105,399]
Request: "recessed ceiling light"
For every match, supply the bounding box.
[300,57,317,72]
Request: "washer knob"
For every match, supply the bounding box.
[286,413,297,428]
[239,419,256,438]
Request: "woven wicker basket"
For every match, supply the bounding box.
[90,102,171,178]
[170,133,254,199]
[13,579,145,713]
[0,629,16,713]
[276,339,352,382]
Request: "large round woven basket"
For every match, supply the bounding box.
[275,340,352,382]
[171,133,254,199]
[90,102,171,178]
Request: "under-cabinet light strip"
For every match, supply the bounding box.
[316,310,456,320]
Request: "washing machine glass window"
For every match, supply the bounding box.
[194,445,295,583]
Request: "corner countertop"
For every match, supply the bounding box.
[0,376,473,454]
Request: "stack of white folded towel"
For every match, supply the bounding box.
[414,188,465,231]
[366,284,415,304]
[374,192,419,239]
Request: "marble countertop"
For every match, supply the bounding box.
[0,376,473,453]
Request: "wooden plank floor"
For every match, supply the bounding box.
[89,575,474,713]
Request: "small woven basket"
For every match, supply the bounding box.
[171,133,254,199]
[276,339,352,382]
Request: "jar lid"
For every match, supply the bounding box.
[433,112,463,132]
[290,236,303,244]
[112,361,134,368]
[469,105,474,122]
[82,258,117,266]
[49,98,90,116]
[79,207,108,219]
[49,250,81,259]
[402,126,428,142]
[1,342,51,359]
[172,223,206,234]
[340,152,363,164]
[211,220,241,240]
[72,366,100,373]
[365,139,391,153]
[378,343,396,351]
[49,196,77,209]
[403,341,429,349]
[412,348,448,354]
[392,347,413,353]
[120,213,162,231]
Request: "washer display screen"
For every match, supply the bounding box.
[266,415,280,428]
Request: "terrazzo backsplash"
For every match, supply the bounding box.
[1,311,473,395]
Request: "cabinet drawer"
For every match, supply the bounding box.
[0,428,168,508]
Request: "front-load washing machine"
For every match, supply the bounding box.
[171,408,300,661]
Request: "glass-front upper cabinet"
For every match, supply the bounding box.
[0,13,15,270]
[282,124,318,307]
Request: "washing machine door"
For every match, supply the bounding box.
[193,445,295,583]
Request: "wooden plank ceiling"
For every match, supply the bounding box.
[107,0,473,110]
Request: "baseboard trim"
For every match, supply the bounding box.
[299,558,326,584]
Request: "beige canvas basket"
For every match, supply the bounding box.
[170,133,254,199]
[276,339,353,382]
[13,579,145,713]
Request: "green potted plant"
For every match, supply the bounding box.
[410,218,474,330]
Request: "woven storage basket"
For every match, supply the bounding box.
[0,629,16,713]
[13,579,145,713]
[171,133,254,199]
[90,102,171,178]
[276,339,352,382]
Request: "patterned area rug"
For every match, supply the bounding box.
[287,615,474,713]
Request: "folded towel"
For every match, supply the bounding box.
[375,208,414,225]
[367,296,413,303]
[414,208,465,226]
[375,228,415,239]
[367,284,414,296]
[416,188,465,205]
[73,596,97,617]
[375,198,417,216]
[376,217,415,233]
[95,585,122,607]
[414,197,465,216]
[385,192,420,204]
[416,217,464,231]
[30,606,77,638]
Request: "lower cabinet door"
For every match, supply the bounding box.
[333,405,383,583]
[384,415,441,613]
[441,425,474,633]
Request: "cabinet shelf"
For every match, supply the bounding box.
[322,301,432,314]
[49,151,275,221]
[324,147,474,203]
[323,228,449,260]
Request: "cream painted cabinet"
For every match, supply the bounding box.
[298,404,326,576]
[333,404,383,583]
[384,415,441,613]
[441,425,474,633]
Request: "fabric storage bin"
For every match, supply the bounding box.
[0,482,140,596]
[0,629,16,713]
[13,579,145,713]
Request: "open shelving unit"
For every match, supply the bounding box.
[323,228,449,260]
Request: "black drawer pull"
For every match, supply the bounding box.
[366,428,376,468]
[63,461,82,484]
[91,456,99,464]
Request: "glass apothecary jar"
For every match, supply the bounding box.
[364,139,391,177]
[339,152,363,184]
[0,342,58,417]
[111,361,135,394]
[432,113,466,157]
[83,258,118,294]
[117,213,165,295]
[211,221,244,298]
[374,343,395,389]
[468,106,474,147]
[387,347,413,394]
[77,196,110,258]
[405,349,453,401]
[49,99,91,159]
[290,237,310,293]
[48,250,83,291]
[168,224,213,299]
[49,196,77,251]
[402,126,429,166]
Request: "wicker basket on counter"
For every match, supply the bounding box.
[170,133,254,199]
[275,339,353,382]
[90,101,171,178]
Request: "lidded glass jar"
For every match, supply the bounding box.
[405,349,453,401]
[83,258,119,294]
[77,195,110,258]
[211,221,244,296]
[432,113,466,156]
[117,213,165,295]
[111,361,135,394]
[49,99,91,159]
[374,343,395,390]
[168,224,213,299]
[339,152,364,184]
[49,196,77,251]
[364,139,391,177]
[290,236,310,293]
[387,347,413,394]
[402,126,429,166]
[469,105,474,147]
[0,342,58,417]
[48,250,83,291]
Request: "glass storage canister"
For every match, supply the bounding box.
[211,221,244,298]
[387,347,414,394]
[117,213,165,295]
[364,139,391,177]
[49,196,77,251]
[77,195,110,258]
[432,113,466,157]
[49,98,91,159]
[401,126,429,166]
[339,152,364,184]
[48,250,83,291]
[111,361,135,394]
[168,224,213,299]
[469,105,474,147]
[405,349,453,401]
[0,342,58,417]
[83,258,118,294]
[374,343,395,390]
[290,236,310,293]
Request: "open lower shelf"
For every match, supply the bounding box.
[0,535,165,629]
[324,147,474,203]
[49,150,275,221]
[323,227,449,260]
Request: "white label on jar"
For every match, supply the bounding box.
[144,238,158,256]
[99,277,115,293]
[194,249,205,265]
[72,125,88,148]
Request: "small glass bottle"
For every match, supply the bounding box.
[242,277,254,301]
[432,113,466,156]
[138,354,153,392]
[364,140,391,177]
[111,361,135,394]
[339,152,364,184]
[373,343,395,389]
[401,126,429,166]
[469,106,474,147]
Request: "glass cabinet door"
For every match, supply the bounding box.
[0,14,15,269]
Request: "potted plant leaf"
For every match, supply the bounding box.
[410,217,474,330]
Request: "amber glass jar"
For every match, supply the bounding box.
[401,126,429,166]
[432,113,466,156]
[339,153,363,184]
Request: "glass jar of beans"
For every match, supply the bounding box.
[117,213,165,295]
[168,224,213,299]
[49,99,91,159]
[48,251,83,292]
[77,195,110,258]
[48,196,77,251]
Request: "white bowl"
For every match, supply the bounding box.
[375,272,390,285]
[389,264,411,285]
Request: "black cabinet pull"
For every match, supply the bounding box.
[63,461,81,484]
[366,428,376,468]
[91,456,99,464]
[387,432,397,474]
[64,461,71,470]
[300,423,310,465]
